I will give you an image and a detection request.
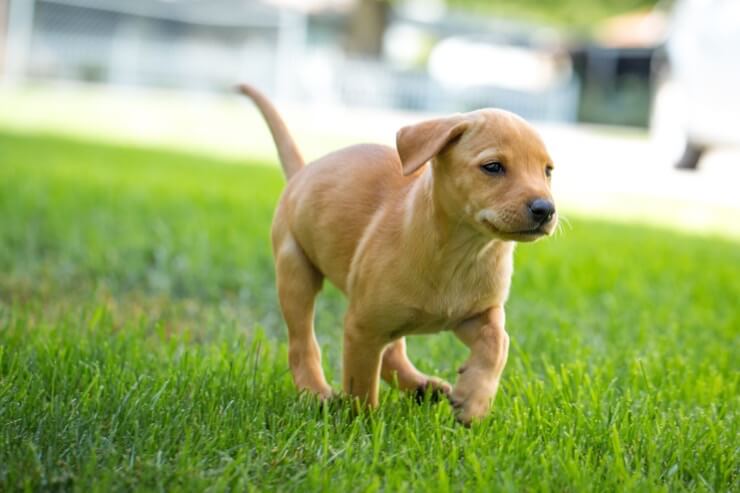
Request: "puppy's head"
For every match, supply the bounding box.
[397,109,557,242]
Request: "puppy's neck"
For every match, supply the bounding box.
[406,168,506,264]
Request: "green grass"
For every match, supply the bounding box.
[0,130,738,492]
[448,0,659,30]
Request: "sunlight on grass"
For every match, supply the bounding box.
[0,85,362,163]
[2,84,738,242]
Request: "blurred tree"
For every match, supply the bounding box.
[345,0,390,57]
[341,0,660,61]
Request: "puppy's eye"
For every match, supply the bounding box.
[545,165,553,178]
[480,162,505,175]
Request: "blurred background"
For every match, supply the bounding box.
[1,0,739,237]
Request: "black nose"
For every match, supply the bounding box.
[528,198,555,223]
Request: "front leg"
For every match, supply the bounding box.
[381,337,451,401]
[342,311,386,407]
[450,306,510,425]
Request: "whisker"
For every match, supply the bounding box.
[558,214,573,231]
[552,214,572,238]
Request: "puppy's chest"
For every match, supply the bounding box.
[402,256,513,333]
[436,269,495,309]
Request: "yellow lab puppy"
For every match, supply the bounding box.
[239,85,557,424]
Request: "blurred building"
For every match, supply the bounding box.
[1,0,580,121]
[2,0,302,92]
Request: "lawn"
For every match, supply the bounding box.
[0,130,737,492]
[449,0,659,30]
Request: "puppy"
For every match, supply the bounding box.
[239,85,557,424]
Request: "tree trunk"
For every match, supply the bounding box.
[344,0,389,58]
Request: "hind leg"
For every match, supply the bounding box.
[275,235,332,398]
[381,338,451,399]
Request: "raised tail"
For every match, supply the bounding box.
[238,84,305,179]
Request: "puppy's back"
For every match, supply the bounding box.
[278,144,411,291]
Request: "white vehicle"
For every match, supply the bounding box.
[651,0,740,169]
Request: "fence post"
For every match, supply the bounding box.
[275,7,307,101]
[3,0,35,83]
[0,1,8,74]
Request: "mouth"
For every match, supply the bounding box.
[481,219,549,240]
[510,228,547,236]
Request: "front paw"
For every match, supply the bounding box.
[414,377,452,404]
[449,373,498,425]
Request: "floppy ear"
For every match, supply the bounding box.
[396,116,468,176]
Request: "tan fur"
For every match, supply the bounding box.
[239,84,557,424]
